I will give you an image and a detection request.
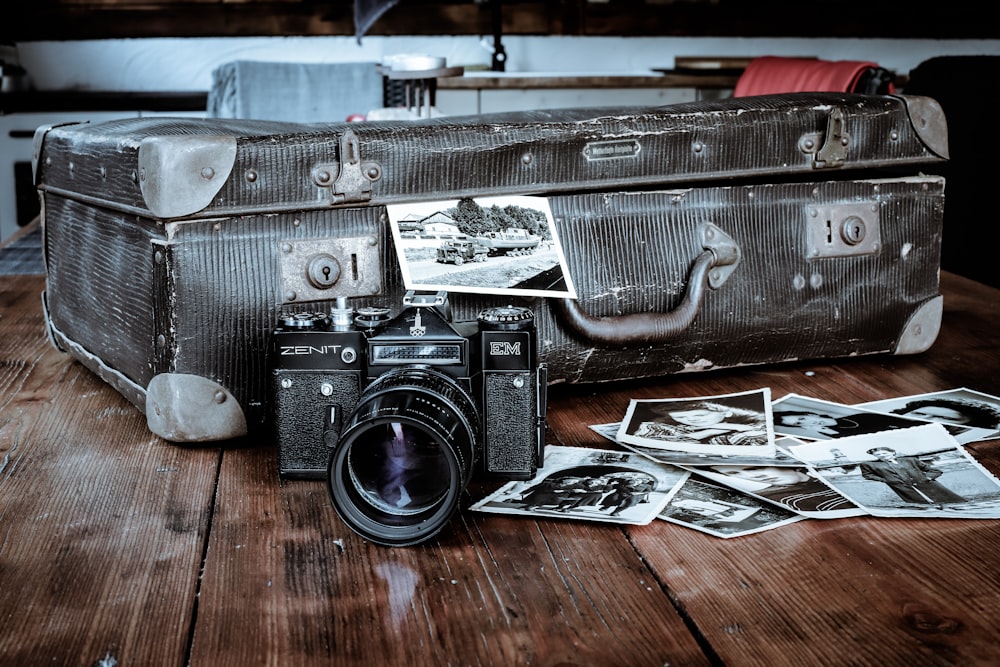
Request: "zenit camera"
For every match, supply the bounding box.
[270,291,547,546]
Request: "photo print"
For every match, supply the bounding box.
[616,389,775,457]
[679,438,867,519]
[771,393,952,441]
[856,387,1000,444]
[386,195,577,298]
[590,422,800,467]
[658,476,805,538]
[787,423,1000,519]
[469,445,687,525]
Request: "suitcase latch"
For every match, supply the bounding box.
[805,203,881,258]
[278,235,382,303]
[313,129,382,204]
[800,107,850,169]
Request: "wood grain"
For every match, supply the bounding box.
[2,272,999,665]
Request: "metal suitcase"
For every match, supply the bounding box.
[34,92,948,442]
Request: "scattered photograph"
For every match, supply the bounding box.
[680,438,867,519]
[856,387,1000,443]
[771,393,943,441]
[469,445,687,525]
[616,389,775,457]
[786,423,1000,518]
[590,422,800,467]
[658,476,805,538]
[386,195,577,298]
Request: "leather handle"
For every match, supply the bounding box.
[550,223,740,347]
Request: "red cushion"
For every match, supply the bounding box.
[733,56,888,97]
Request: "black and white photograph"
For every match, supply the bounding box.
[386,195,577,298]
[856,387,1000,444]
[469,445,687,525]
[681,438,867,519]
[771,393,942,441]
[786,424,1000,519]
[658,476,805,538]
[616,389,775,457]
[590,421,801,467]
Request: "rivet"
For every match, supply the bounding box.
[366,166,381,179]
[213,222,221,231]
[285,291,297,302]
[156,334,166,348]
[201,166,215,180]
[890,130,899,141]
[281,379,292,389]
[803,139,815,150]
[316,170,332,185]
[692,141,704,153]
[245,169,258,183]
[521,153,532,165]
[367,236,378,246]
[154,250,164,264]
[281,243,293,253]
[810,273,823,289]
[213,390,227,404]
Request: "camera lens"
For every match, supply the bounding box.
[328,367,479,546]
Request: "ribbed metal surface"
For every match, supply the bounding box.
[38,95,946,437]
[37,94,946,220]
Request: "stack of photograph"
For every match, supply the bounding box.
[472,388,1000,538]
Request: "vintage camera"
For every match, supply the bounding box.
[270,291,547,546]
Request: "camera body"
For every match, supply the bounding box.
[270,291,546,545]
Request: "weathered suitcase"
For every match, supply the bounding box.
[34,92,948,442]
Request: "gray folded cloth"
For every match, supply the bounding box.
[207,60,384,122]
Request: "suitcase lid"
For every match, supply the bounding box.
[34,92,947,221]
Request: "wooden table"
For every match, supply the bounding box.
[1,269,998,666]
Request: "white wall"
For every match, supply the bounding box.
[14,35,1000,92]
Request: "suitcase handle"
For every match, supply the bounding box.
[551,223,739,347]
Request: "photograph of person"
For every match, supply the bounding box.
[470,445,687,525]
[658,477,804,538]
[590,421,800,467]
[617,389,774,457]
[686,438,866,518]
[857,387,1000,443]
[771,393,928,440]
[786,423,1000,518]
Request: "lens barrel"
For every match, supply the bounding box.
[328,366,480,546]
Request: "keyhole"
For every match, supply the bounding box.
[307,254,341,289]
[840,216,866,245]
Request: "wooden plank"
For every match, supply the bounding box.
[438,73,740,90]
[189,439,711,665]
[0,275,220,666]
[541,269,1000,667]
